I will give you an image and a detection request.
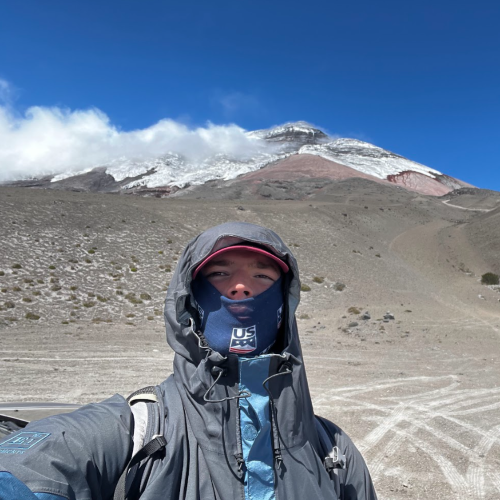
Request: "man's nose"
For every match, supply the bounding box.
[228,281,253,299]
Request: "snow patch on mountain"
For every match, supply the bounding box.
[122,151,290,189]
[299,139,443,180]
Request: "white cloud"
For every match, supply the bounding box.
[0,101,266,182]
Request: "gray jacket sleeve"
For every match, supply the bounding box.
[0,395,133,500]
[322,420,378,500]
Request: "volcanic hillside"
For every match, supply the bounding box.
[1,182,498,349]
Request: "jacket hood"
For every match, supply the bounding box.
[163,222,318,471]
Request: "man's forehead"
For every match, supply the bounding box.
[203,249,279,269]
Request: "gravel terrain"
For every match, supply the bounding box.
[1,185,499,499]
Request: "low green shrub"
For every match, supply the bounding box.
[125,293,142,304]
[481,272,499,285]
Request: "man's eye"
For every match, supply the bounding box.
[207,271,226,278]
[256,274,274,281]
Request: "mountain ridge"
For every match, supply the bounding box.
[3,121,476,197]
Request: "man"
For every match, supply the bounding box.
[0,222,377,499]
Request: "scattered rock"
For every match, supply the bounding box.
[348,321,359,328]
[384,311,395,320]
[361,311,371,320]
[332,282,346,292]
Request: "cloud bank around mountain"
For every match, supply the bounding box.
[0,82,268,182]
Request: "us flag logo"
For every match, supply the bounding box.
[229,325,257,354]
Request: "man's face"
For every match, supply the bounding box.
[200,248,281,300]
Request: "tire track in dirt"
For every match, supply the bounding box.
[313,375,500,499]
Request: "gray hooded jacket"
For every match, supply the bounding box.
[0,222,377,500]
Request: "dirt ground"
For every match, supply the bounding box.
[1,186,500,499]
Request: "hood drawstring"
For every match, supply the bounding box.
[234,398,245,475]
[203,366,251,403]
[262,361,293,468]
[203,364,250,475]
[197,328,252,404]
[203,353,293,473]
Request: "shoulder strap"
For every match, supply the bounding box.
[113,386,167,500]
[315,416,346,499]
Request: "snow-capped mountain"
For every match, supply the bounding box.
[6,122,471,196]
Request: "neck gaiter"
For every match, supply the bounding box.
[191,274,284,356]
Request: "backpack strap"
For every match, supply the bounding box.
[113,386,167,500]
[315,416,346,499]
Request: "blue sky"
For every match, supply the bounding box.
[0,0,499,190]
